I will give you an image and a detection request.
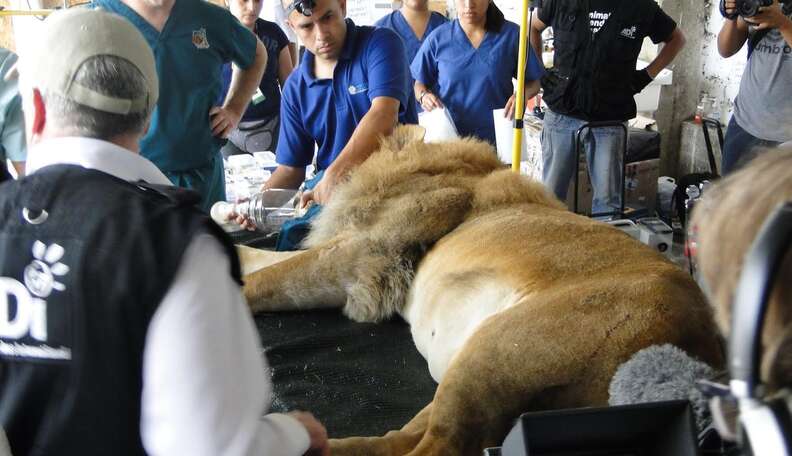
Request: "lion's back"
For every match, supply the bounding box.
[304,136,504,247]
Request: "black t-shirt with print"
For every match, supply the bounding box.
[588,0,615,34]
[539,0,677,44]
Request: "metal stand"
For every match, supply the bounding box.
[572,121,629,219]
[701,118,723,178]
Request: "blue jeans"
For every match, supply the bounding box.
[721,116,780,175]
[541,109,626,215]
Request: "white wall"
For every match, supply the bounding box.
[346,0,400,25]
[11,0,47,58]
[699,2,746,124]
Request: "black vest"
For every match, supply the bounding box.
[541,0,650,121]
[0,165,241,456]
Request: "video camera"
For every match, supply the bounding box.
[720,0,792,19]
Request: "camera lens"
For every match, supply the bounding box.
[739,0,761,17]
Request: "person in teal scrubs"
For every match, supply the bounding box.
[92,0,267,211]
[0,48,26,182]
[411,0,544,145]
[375,0,446,112]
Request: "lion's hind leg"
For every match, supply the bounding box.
[406,291,624,456]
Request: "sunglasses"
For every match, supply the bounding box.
[285,0,315,16]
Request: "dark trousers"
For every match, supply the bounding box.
[722,116,781,174]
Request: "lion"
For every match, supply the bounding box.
[239,125,723,455]
[692,147,792,392]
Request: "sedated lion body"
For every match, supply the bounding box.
[240,126,723,455]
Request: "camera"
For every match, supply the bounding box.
[721,0,792,19]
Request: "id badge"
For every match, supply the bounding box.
[252,87,266,105]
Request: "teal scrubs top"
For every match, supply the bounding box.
[0,49,26,175]
[93,0,257,209]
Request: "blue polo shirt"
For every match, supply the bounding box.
[276,19,417,171]
[411,20,545,144]
[93,0,257,172]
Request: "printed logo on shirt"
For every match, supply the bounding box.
[620,25,638,40]
[192,28,210,50]
[0,241,72,361]
[589,11,611,34]
[754,26,792,58]
[348,83,368,95]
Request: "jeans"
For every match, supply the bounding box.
[541,109,626,215]
[721,116,780,175]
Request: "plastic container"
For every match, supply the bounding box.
[211,188,300,232]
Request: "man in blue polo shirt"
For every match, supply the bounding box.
[233,0,416,249]
[93,0,267,211]
[265,0,417,207]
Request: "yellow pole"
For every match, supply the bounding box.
[511,0,531,172]
[0,9,54,16]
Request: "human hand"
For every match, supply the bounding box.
[420,91,443,112]
[745,0,790,30]
[287,411,329,456]
[503,93,530,121]
[629,69,653,95]
[299,172,338,208]
[226,207,259,231]
[209,105,243,138]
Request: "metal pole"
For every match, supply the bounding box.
[511,0,531,172]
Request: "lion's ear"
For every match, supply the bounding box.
[382,124,427,151]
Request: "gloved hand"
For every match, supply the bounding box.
[630,69,653,95]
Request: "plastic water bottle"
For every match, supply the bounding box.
[210,189,300,232]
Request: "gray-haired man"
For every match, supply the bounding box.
[0,8,327,456]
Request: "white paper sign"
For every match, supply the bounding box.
[418,108,460,143]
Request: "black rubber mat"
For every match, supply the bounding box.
[227,229,279,249]
[254,309,438,438]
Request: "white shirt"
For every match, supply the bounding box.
[26,137,310,456]
[261,0,297,44]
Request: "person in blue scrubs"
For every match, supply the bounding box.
[220,0,295,156]
[92,0,268,211]
[231,0,416,249]
[411,0,544,145]
[375,0,447,112]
